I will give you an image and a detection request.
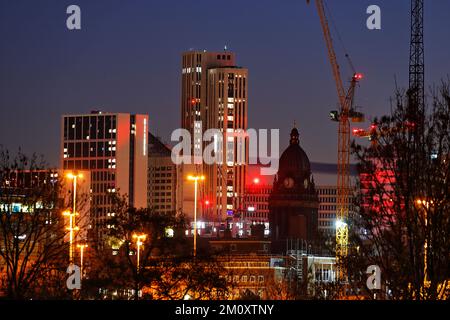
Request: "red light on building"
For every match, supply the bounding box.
[191,98,196,105]
[204,200,210,206]
[352,128,366,137]
[354,73,363,80]
[253,178,260,184]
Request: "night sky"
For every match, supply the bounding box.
[1,0,449,169]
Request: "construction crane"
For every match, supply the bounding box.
[408,0,425,123]
[354,0,425,143]
[307,0,364,281]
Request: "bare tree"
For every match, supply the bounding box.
[0,148,82,299]
[347,82,450,300]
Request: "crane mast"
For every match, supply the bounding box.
[408,0,425,119]
[308,0,362,281]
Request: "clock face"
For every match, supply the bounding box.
[283,177,294,189]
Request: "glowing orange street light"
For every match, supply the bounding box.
[65,171,83,265]
[187,175,205,257]
[63,210,79,264]
[253,177,260,184]
[77,244,88,279]
[415,198,433,285]
[132,233,147,272]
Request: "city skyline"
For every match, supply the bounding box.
[0,0,449,303]
[2,1,450,168]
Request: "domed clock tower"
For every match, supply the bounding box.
[269,126,319,253]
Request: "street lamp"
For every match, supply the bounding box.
[132,233,147,272]
[66,172,83,216]
[187,175,205,257]
[65,171,83,265]
[77,244,88,279]
[415,198,433,286]
[63,210,79,264]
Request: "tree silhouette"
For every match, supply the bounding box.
[83,194,230,300]
[0,148,86,299]
[347,82,450,299]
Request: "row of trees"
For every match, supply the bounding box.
[0,149,230,300]
[83,195,230,300]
